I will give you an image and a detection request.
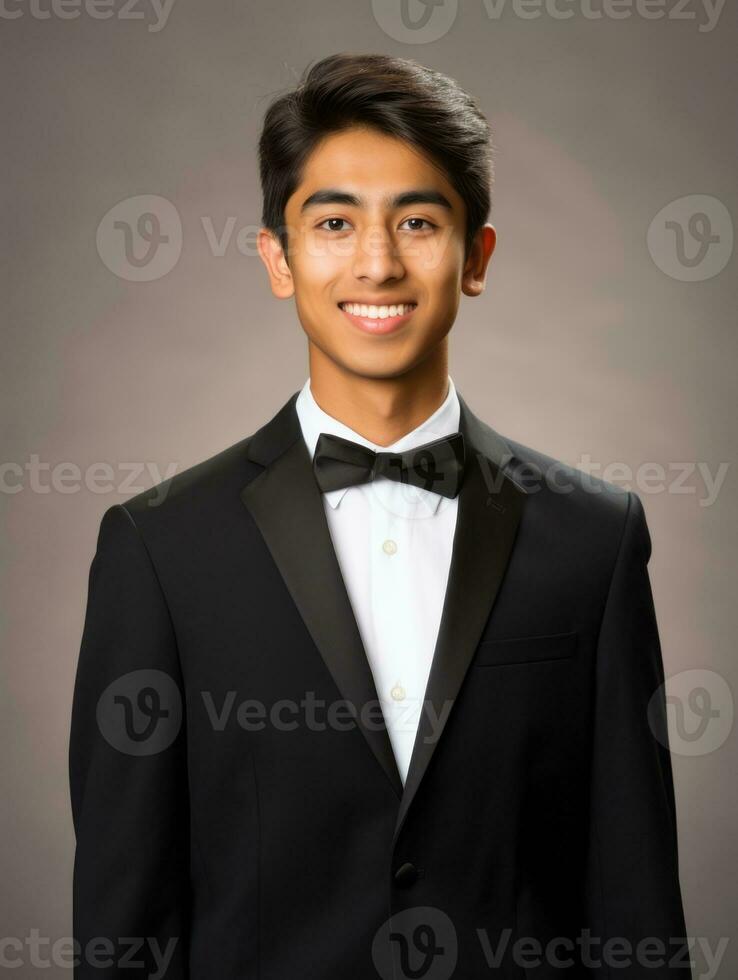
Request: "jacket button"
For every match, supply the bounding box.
[394,862,419,888]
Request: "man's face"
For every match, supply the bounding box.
[260,125,493,380]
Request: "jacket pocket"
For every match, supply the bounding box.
[474,629,577,667]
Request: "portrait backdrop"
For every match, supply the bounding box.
[1,2,736,977]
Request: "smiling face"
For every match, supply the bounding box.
[258,125,495,382]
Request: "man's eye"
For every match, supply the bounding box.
[318,218,350,232]
[400,218,436,232]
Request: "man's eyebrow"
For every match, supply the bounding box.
[300,188,453,213]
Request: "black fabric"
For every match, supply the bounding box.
[312,430,466,499]
[69,389,692,979]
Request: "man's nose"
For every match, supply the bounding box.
[351,225,406,282]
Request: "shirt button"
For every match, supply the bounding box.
[382,539,398,555]
[391,684,406,701]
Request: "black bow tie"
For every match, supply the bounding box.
[312,431,465,500]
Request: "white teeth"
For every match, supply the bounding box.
[340,302,416,318]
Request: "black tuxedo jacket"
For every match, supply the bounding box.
[70,389,691,979]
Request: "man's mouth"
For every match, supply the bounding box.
[337,301,418,335]
[338,302,417,319]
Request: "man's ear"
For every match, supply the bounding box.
[461,224,497,298]
[257,227,294,299]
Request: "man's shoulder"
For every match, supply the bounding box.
[119,430,260,527]
[461,394,631,522]
[498,430,632,526]
[494,430,645,569]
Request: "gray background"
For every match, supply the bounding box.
[2,0,736,975]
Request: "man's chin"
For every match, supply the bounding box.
[305,330,440,382]
[333,353,430,383]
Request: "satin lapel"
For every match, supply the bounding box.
[392,391,529,844]
[240,392,404,800]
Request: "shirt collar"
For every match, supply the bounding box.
[295,375,461,514]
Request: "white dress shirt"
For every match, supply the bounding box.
[295,375,461,785]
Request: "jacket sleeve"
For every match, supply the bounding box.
[583,490,692,977]
[69,504,190,978]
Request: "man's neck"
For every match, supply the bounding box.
[307,349,450,448]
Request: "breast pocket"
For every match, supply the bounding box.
[473,629,578,667]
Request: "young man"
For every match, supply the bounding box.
[70,54,691,978]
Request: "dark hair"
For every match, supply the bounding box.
[258,53,494,263]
